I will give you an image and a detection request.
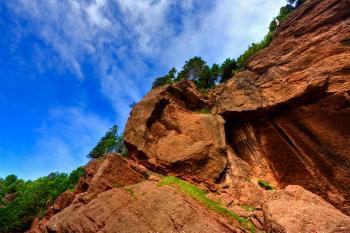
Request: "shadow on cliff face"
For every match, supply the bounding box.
[222,91,350,215]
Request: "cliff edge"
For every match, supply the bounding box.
[27,0,350,232]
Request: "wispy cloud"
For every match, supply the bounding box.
[2,0,285,178]
[5,0,285,112]
[1,106,112,179]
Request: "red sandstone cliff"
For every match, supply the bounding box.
[27,0,350,232]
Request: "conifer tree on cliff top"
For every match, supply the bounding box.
[87,125,118,158]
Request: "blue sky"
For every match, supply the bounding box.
[0,0,285,180]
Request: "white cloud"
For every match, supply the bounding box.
[20,106,112,179]
[6,0,285,112]
[3,0,286,178]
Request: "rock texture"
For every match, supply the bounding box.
[212,0,350,113]
[210,0,350,215]
[262,185,350,233]
[46,182,238,233]
[125,80,227,183]
[27,0,350,232]
[26,154,147,233]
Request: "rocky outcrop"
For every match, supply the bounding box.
[262,185,350,233]
[212,0,350,114]
[125,80,227,183]
[27,0,350,232]
[208,0,350,215]
[26,154,147,233]
[124,0,350,217]
[74,158,102,194]
[86,154,145,195]
[39,154,249,232]
[46,181,239,233]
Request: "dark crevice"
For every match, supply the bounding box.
[220,88,350,215]
[167,82,209,111]
[340,38,350,46]
[335,67,350,75]
[170,157,210,172]
[146,98,170,128]
[215,167,227,184]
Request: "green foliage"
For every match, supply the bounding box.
[197,107,211,114]
[237,30,274,68]
[219,58,238,83]
[114,133,128,157]
[150,1,305,88]
[257,179,274,190]
[176,57,208,81]
[176,56,218,90]
[237,0,302,68]
[67,167,84,189]
[88,125,117,158]
[159,176,255,232]
[152,67,177,89]
[0,168,83,233]
[241,205,257,212]
[210,63,221,84]
[152,58,220,90]
[0,175,23,197]
[87,125,128,158]
[123,187,135,200]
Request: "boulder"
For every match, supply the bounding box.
[125,80,227,183]
[262,185,350,233]
[87,153,146,195]
[51,191,75,212]
[75,158,102,194]
[2,192,16,203]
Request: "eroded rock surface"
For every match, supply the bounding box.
[26,154,147,233]
[262,185,350,233]
[212,0,350,113]
[125,80,227,183]
[210,0,350,215]
[26,0,350,232]
[46,182,239,233]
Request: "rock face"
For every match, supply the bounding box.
[86,154,145,195]
[2,192,16,203]
[125,80,227,183]
[213,0,350,113]
[27,0,350,232]
[46,182,236,233]
[210,0,350,215]
[26,154,147,233]
[262,185,350,233]
[124,0,350,216]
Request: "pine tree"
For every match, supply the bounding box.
[152,67,177,89]
[220,58,237,83]
[87,125,118,158]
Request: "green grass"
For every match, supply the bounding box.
[123,187,136,200]
[241,205,257,212]
[197,107,211,114]
[113,181,120,188]
[257,179,274,190]
[159,176,255,232]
